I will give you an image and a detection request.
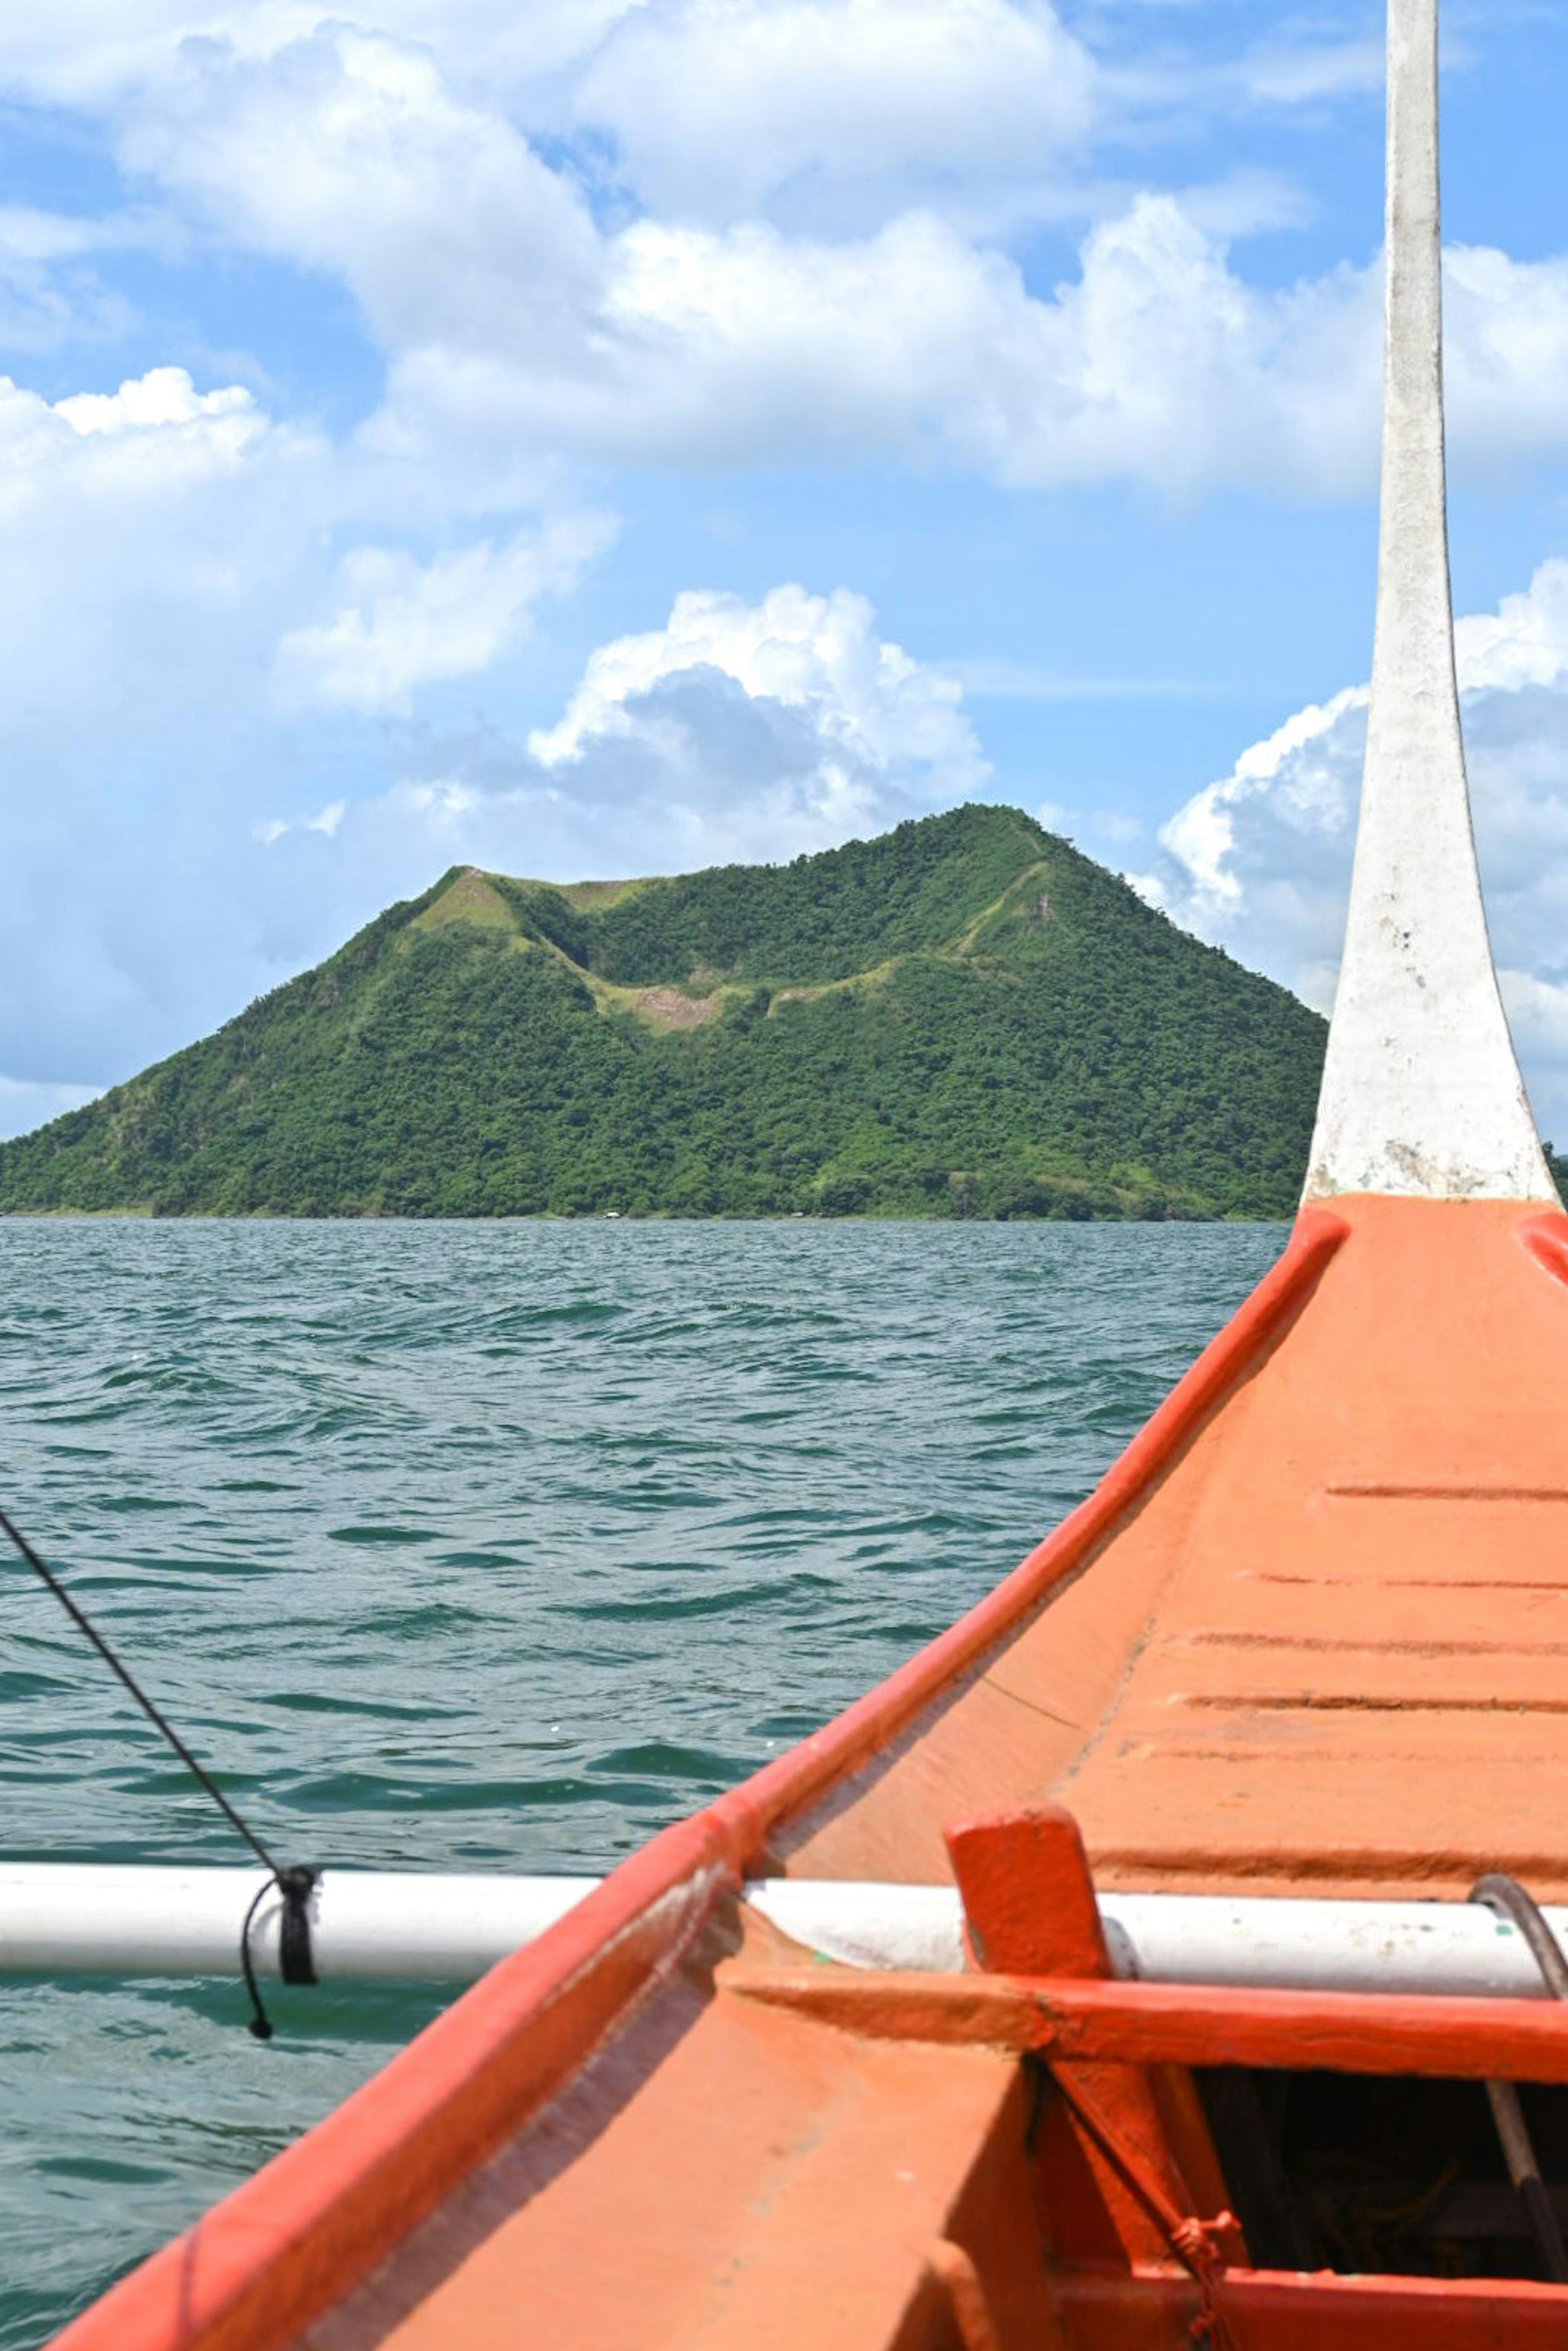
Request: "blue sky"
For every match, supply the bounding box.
[8,0,1568,1138]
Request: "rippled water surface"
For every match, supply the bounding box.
[0,1216,1287,2344]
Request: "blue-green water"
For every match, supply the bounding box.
[0,1218,1286,2345]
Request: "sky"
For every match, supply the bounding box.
[8,0,1568,1142]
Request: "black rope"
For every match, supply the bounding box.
[0,1505,316,2037]
[239,1870,320,2039]
[241,1879,275,2039]
[1470,1872,1568,2284]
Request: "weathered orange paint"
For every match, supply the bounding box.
[946,1806,1238,2274]
[727,1966,1568,2082]
[1057,2270,1568,2349]
[945,1808,1111,1978]
[50,1198,1568,2350]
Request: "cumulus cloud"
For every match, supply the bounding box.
[39,21,1425,495]
[55,361,259,442]
[99,19,1568,501]
[517,581,987,857]
[116,27,603,364]
[5,12,1568,501]
[1136,556,1568,1138]
[247,581,988,912]
[298,581,989,884]
[274,512,615,715]
[375,191,1368,490]
[0,364,271,509]
[0,8,1544,505]
[387,199,1568,495]
[0,365,321,1108]
[571,0,1097,224]
[0,363,319,715]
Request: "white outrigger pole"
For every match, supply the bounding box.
[3,1865,1568,2004]
[1306,0,1551,1201]
[2,0,1559,2011]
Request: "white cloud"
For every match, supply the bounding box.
[1454,551,1568,694]
[1230,34,1383,109]
[572,0,1096,224]
[117,27,602,362]
[371,192,1376,492]
[1137,554,1568,1139]
[367,183,1568,497]
[0,0,639,110]
[533,582,968,764]
[0,365,318,710]
[108,27,1332,499]
[294,581,991,883]
[522,582,986,850]
[0,364,273,521]
[0,2,1371,216]
[0,357,613,1104]
[56,363,257,440]
[274,512,615,715]
[5,13,1568,502]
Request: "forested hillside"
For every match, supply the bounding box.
[0,806,1327,1218]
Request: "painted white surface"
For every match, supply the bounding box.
[1097,1892,1566,2001]
[1,1866,1565,2000]
[757,1881,1568,1999]
[751,1878,969,1973]
[0,1865,589,1981]
[1305,0,1553,1201]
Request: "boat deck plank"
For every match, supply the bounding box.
[781,1199,1568,1902]
[1062,1198,1568,1895]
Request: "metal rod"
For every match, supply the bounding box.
[1485,2082,1568,2283]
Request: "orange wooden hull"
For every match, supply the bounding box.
[53,1196,1568,2348]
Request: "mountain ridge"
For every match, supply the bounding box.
[0,805,1327,1219]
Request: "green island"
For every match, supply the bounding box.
[0,804,1334,1220]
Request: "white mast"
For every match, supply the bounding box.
[1304,0,1552,1202]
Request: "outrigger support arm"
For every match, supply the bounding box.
[1305,0,1552,1202]
[7,1866,1568,2001]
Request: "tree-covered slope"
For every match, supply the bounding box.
[0,806,1328,1218]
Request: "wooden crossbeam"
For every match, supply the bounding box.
[1060,2265,1568,2345]
[724,1967,1568,2084]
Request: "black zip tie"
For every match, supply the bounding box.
[241,1867,318,2040]
[0,1504,316,2038]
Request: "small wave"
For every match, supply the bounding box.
[552,1577,805,1622]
